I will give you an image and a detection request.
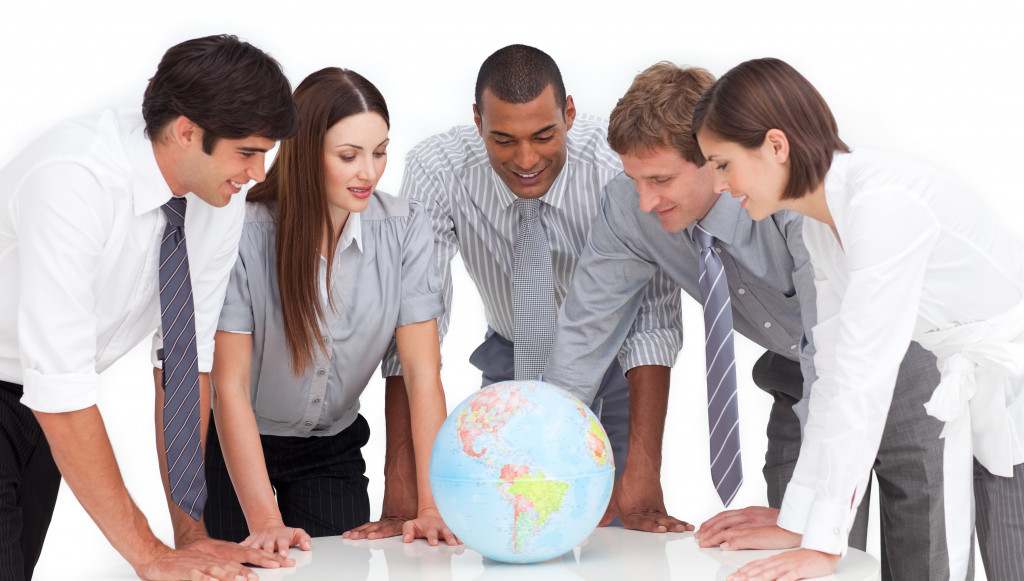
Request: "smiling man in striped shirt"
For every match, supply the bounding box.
[348,44,683,539]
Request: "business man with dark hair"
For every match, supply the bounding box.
[0,34,299,581]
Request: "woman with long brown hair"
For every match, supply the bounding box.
[692,58,1024,581]
[205,67,456,554]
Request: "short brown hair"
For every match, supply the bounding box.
[692,58,849,200]
[608,62,716,166]
[143,34,298,153]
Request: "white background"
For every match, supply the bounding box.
[2,0,1022,578]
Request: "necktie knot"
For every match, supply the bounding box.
[694,224,715,250]
[162,196,187,229]
[515,197,541,223]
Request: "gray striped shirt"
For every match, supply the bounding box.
[381,116,680,377]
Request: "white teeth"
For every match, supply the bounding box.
[230,181,244,188]
[517,172,539,179]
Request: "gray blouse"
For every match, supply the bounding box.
[218,192,443,438]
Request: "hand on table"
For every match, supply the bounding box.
[134,544,259,581]
[401,507,461,546]
[600,469,693,533]
[180,536,294,569]
[344,516,410,541]
[695,506,780,547]
[240,524,312,557]
[726,548,841,581]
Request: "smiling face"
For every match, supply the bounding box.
[696,130,790,221]
[619,146,718,233]
[178,130,275,207]
[322,111,390,225]
[474,85,575,200]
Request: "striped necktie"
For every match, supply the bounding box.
[512,198,556,381]
[694,224,742,506]
[158,196,207,520]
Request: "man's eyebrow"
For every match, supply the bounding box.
[488,124,558,139]
[239,146,270,153]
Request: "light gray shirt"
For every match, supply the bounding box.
[383,116,680,376]
[219,192,443,437]
[545,172,817,406]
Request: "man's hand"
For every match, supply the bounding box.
[344,516,410,541]
[239,525,311,557]
[181,536,294,570]
[134,545,258,581]
[695,506,780,547]
[401,507,461,546]
[726,548,841,581]
[600,468,693,533]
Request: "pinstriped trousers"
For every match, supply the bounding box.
[0,380,61,581]
[974,459,1024,580]
[203,414,371,542]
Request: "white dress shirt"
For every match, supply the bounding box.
[0,109,245,413]
[779,149,1024,554]
[382,115,680,375]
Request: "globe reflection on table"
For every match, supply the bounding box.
[429,380,615,563]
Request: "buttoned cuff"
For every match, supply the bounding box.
[20,368,100,413]
[779,481,853,556]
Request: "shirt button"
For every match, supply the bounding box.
[316,368,326,377]
[790,344,797,350]
[323,335,331,344]
[763,321,772,328]
[305,421,313,427]
[312,397,321,404]
[715,247,722,254]
[833,527,840,535]
[737,288,746,295]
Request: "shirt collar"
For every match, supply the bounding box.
[337,211,363,253]
[687,192,742,246]
[126,118,175,217]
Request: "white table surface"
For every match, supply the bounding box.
[94,528,880,581]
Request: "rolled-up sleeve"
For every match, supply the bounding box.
[17,165,107,412]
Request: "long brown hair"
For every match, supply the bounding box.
[692,58,849,200]
[248,67,390,373]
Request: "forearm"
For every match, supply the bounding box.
[211,379,282,531]
[394,320,447,515]
[34,406,169,567]
[382,375,418,518]
[405,373,446,513]
[623,365,671,480]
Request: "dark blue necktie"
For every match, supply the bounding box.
[159,196,206,520]
[694,224,742,506]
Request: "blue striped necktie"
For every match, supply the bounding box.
[158,196,206,520]
[512,198,556,381]
[694,224,742,506]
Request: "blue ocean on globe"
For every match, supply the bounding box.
[429,380,614,563]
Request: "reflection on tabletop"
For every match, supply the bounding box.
[249,527,879,581]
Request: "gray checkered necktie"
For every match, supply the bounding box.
[158,196,206,520]
[694,224,743,506]
[512,198,556,381]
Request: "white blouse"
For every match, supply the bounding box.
[778,149,1024,554]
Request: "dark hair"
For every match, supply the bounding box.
[142,34,299,153]
[692,57,850,200]
[608,62,716,167]
[248,67,389,373]
[474,44,566,115]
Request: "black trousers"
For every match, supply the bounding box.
[0,380,61,581]
[203,414,371,542]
